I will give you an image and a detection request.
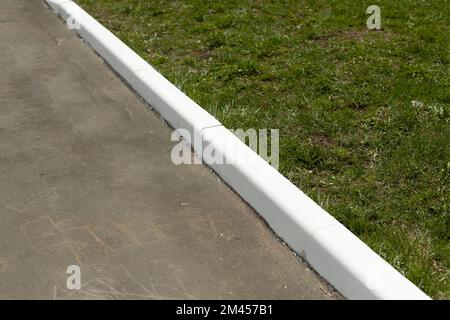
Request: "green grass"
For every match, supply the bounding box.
[76,0,450,299]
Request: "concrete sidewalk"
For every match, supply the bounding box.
[0,0,339,299]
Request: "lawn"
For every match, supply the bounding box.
[76,0,449,299]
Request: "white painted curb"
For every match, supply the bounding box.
[46,0,430,300]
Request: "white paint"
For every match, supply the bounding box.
[45,0,430,300]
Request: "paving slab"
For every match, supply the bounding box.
[0,0,340,299]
